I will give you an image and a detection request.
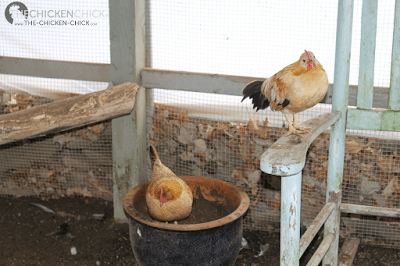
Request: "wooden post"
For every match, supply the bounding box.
[280,173,302,266]
[324,0,354,265]
[260,112,340,266]
[389,0,400,111]
[109,0,147,222]
[357,0,378,109]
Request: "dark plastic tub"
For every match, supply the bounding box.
[123,176,250,266]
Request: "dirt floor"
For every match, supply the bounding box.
[1,197,399,266]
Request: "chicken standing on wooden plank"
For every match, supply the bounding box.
[242,50,328,136]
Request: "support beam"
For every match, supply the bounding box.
[0,57,110,82]
[347,108,400,131]
[389,0,400,111]
[338,238,360,266]
[0,82,138,146]
[300,202,335,258]
[141,67,263,96]
[306,233,335,266]
[324,1,354,265]
[110,0,147,222]
[142,68,391,108]
[341,203,400,218]
[280,172,302,266]
[357,0,378,109]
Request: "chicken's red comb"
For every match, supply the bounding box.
[305,50,311,60]
[304,50,316,70]
[160,188,168,204]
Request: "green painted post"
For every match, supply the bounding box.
[109,0,147,222]
[389,0,400,111]
[323,0,354,265]
[357,0,378,109]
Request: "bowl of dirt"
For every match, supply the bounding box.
[123,176,250,266]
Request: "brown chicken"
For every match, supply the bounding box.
[242,50,328,136]
[146,145,193,222]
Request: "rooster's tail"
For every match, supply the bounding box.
[241,80,270,111]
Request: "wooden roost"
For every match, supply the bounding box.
[0,82,139,146]
[260,1,400,265]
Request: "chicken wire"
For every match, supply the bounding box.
[0,0,111,201]
[0,0,399,251]
[146,0,400,249]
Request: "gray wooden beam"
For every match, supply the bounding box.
[141,68,264,96]
[0,59,391,109]
[299,202,335,258]
[142,68,390,108]
[0,57,109,82]
[341,203,400,218]
[110,0,147,223]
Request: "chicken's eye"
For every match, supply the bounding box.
[303,59,306,62]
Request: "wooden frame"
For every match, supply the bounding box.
[109,0,148,222]
[260,0,400,265]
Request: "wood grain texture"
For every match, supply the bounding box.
[260,111,340,176]
[0,57,110,82]
[338,238,360,266]
[0,82,138,146]
[357,0,378,109]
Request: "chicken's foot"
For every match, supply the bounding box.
[284,114,310,137]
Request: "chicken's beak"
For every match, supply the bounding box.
[307,59,316,70]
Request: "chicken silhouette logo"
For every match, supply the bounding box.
[5,2,28,25]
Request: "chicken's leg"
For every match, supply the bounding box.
[284,114,310,136]
[293,114,311,132]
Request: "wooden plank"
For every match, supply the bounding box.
[141,67,263,96]
[357,0,378,110]
[260,111,340,176]
[305,233,335,266]
[0,57,110,82]
[341,203,400,218]
[280,172,302,266]
[0,59,391,108]
[0,82,138,146]
[110,0,147,223]
[347,108,400,131]
[338,238,360,266]
[143,68,390,108]
[300,202,336,258]
[389,0,400,111]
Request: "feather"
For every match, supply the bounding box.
[29,203,55,213]
[242,50,328,136]
[242,80,270,111]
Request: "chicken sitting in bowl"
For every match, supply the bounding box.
[146,145,193,222]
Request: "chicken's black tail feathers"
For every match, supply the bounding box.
[241,80,270,111]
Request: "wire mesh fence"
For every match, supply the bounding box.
[149,87,400,248]
[0,0,399,252]
[0,0,111,200]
